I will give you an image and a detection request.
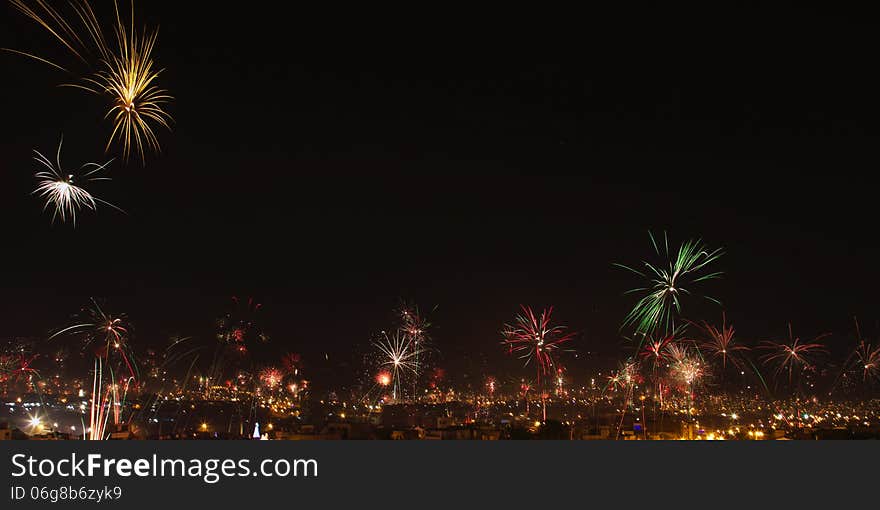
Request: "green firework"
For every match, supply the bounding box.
[616,231,724,340]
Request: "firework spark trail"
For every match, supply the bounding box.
[110,375,134,425]
[131,335,205,426]
[372,330,425,401]
[743,358,794,429]
[86,358,112,440]
[6,0,173,163]
[515,378,535,415]
[616,231,724,343]
[636,331,679,433]
[605,359,638,439]
[502,305,575,421]
[759,323,828,386]
[31,136,122,225]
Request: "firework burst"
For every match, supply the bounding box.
[485,376,497,397]
[671,350,705,387]
[606,359,639,394]
[31,136,122,225]
[259,366,283,390]
[217,296,268,345]
[663,342,691,365]
[397,301,432,344]
[669,345,706,433]
[372,330,426,401]
[376,371,392,387]
[616,231,723,340]
[759,323,828,385]
[850,341,880,384]
[396,301,434,394]
[845,320,880,385]
[639,332,677,370]
[49,297,136,379]
[694,313,749,370]
[7,0,173,162]
[502,305,574,420]
[501,305,574,380]
[0,352,40,386]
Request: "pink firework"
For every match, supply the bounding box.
[640,333,676,369]
[760,323,828,383]
[0,352,39,384]
[502,305,575,381]
[259,366,283,389]
[502,305,575,420]
[851,340,880,383]
[397,301,431,342]
[695,313,749,370]
[485,376,497,397]
[845,319,880,385]
[217,296,267,344]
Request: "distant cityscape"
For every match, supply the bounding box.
[4,328,879,441]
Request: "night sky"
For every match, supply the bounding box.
[1,4,878,386]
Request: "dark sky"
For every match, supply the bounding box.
[1,4,878,384]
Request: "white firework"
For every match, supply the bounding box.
[32,136,122,225]
[373,330,426,401]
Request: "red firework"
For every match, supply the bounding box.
[217,296,267,344]
[502,305,575,420]
[259,366,283,389]
[0,352,40,383]
[501,305,575,383]
[640,333,677,369]
[694,313,750,370]
[850,340,880,383]
[759,323,828,384]
[376,371,391,387]
[397,301,431,343]
[49,298,137,380]
[485,376,497,396]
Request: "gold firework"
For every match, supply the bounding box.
[7,0,172,163]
